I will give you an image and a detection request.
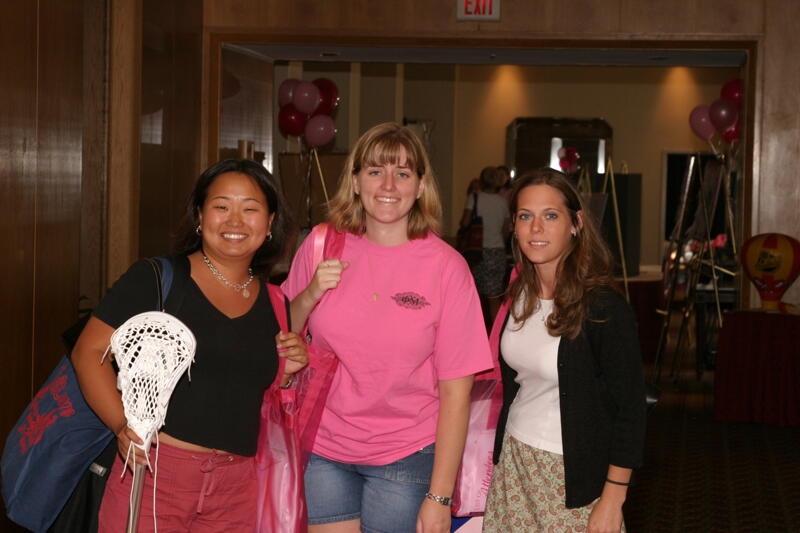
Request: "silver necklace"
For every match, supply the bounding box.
[365,252,379,301]
[202,254,255,298]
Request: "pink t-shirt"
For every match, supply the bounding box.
[282,231,493,465]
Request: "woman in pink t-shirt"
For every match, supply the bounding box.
[283,123,493,533]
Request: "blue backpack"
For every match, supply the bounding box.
[2,257,173,533]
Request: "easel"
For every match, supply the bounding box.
[578,160,631,302]
[652,154,738,383]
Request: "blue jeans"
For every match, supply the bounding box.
[304,444,435,533]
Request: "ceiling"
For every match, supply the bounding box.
[234,43,747,67]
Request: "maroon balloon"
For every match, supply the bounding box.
[278,103,307,137]
[278,78,300,107]
[722,119,741,143]
[304,114,336,147]
[689,105,716,141]
[720,78,744,108]
[292,81,321,114]
[709,98,739,133]
[312,78,340,116]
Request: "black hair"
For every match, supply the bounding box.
[173,159,294,279]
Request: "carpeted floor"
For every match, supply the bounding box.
[624,373,800,532]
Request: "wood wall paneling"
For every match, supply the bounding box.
[0,0,38,480]
[107,0,142,283]
[81,0,109,310]
[32,0,85,387]
[0,2,90,531]
[139,0,203,259]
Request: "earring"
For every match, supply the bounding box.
[195,225,202,236]
[571,230,577,237]
[266,232,273,242]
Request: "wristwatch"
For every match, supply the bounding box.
[424,492,452,506]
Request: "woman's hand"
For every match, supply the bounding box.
[115,424,147,470]
[416,498,451,533]
[306,259,348,303]
[276,331,309,384]
[587,495,624,533]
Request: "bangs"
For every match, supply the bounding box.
[357,136,424,176]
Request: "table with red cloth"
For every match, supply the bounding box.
[714,310,800,426]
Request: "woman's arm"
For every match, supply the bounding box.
[459,208,472,229]
[71,316,145,464]
[587,465,631,533]
[416,375,473,533]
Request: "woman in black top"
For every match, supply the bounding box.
[482,169,646,533]
[72,159,307,532]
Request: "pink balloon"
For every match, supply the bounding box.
[720,78,744,107]
[292,81,321,114]
[304,115,336,147]
[689,105,716,141]
[278,78,300,107]
[709,98,739,133]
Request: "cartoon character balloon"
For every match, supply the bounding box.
[741,233,800,311]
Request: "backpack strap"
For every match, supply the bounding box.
[161,255,190,316]
[311,222,346,267]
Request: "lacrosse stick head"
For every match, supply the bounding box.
[110,311,196,451]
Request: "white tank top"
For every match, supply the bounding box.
[501,297,563,454]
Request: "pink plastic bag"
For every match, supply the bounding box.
[452,272,515,517]
[255,386,305,533]
[451,378,502,516]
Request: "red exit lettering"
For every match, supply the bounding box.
[464,0,494,16]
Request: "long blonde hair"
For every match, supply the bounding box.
[508,169,615,339]
[327,122,442,239]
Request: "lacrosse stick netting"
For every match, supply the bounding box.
[109,310,196,533]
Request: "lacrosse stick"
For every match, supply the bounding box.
[109,310,196,533]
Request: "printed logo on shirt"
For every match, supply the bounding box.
[391,292,431,310]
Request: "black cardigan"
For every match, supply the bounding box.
[493,288,647,508]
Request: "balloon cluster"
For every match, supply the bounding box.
[278,78,339,148]
[689,78,743,154]
[558,146,580,174]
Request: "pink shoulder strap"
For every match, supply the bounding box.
[266,283,289,388]
[310,222,345,267]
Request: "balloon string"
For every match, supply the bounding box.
[312,148,330,203]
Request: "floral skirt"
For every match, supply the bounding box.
[482,433,626,533]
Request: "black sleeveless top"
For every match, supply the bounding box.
[93,255,279,456]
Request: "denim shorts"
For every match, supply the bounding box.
[304,444,435,533]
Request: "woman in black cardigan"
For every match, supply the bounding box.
[482,169,646,533]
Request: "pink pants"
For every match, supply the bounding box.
[98,441,257,533]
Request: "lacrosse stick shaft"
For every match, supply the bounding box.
[127,463,146,533]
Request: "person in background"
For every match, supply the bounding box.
[483,168,646,533]
[283,122,493,533]
[496,165,513,205]
[72,159,308,532]
[460,166,511,324]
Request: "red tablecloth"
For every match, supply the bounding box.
[714,310,800,426]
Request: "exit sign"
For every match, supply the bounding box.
[456,0,501,21]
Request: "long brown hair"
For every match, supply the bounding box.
[327,122,442,239]
[508,168,615,339]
